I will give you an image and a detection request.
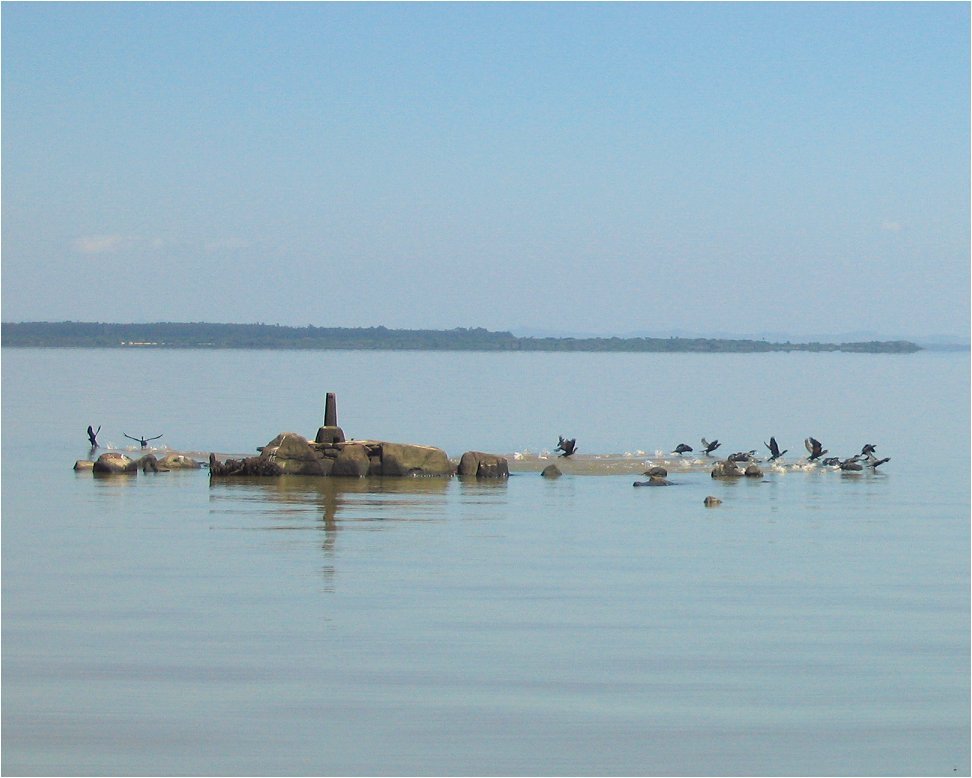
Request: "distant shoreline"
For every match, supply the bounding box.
[0,321,928,353]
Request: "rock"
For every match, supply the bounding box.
[370,442,454,477]
[704,496,723,507]
[540,464,562,478]
[457,451,509,479]
[92,452,138,474]
[138,454,166,473]
[73,460,94,471]
[744,463,763,478]
[634,475,671,487]
[331,442,372,477]
[643,466,668,477]
[210,455,283,477]
[261,432,327,475]
[157,453,202,469]
[711,459,743,478]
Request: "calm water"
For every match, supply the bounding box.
[2,348,969,776]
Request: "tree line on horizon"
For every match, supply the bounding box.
[0,321,922,353]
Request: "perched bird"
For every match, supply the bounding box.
[672,443,693,455]
[124,433,163,449]
[87,424,101,448]
[804,437,827,461]
[701,438,721,456]
[764,437,787,461]
[555,436,577,457]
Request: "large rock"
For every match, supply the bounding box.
[373,442,454,477]
[158,453,202,470]
[457,451,509,479]
[92,452,138,474]
[260,432,327,476]
[711,459,743,478]
[331,442,372,477]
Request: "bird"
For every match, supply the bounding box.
[728,450,758,463]
[863,452,891,470]
[87,425,101,448]
[672,443,693,455]
[837,455,863,471]
[764,437,787,461]
[701,438,721,455]
[124,433,163,448]
[860,443,877,457]
[804,437,827,461]
[555,436,577,457]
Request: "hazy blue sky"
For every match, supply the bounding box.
[2,2,968,338]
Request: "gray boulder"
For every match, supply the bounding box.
[540,464,562,478]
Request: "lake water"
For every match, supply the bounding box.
[2,347,969,776]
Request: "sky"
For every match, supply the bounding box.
[2,2,969,339]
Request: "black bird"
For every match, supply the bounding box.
[838,455,863,471]
[672,443,693,455]
[764,437,787,461]
[804,437,827,461]
[728,450,757,463]
[701,438,721,456]
[864,452,891,470]
[555,436,577,457]
[124,433,163,448]
[860,443,877,457]
[87,425,101,447]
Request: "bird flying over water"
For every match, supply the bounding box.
[124,433,163,448]
[701,438,721,455]
[728,450,757,463]
[764,437,787,461]
[87,425,101,447]
[804,437,827,461]
[863,452,890,470]
[672,443,693,455]
[860,443,877,457]
[555,436,577,457]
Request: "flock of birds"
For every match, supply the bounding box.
[555,434,890,471]
[86,425,163,450]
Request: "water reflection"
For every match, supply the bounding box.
[209,475,452,547]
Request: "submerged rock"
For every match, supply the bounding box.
[540,464,562,478]
[633,475,672,487]
[704,496,723,507]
